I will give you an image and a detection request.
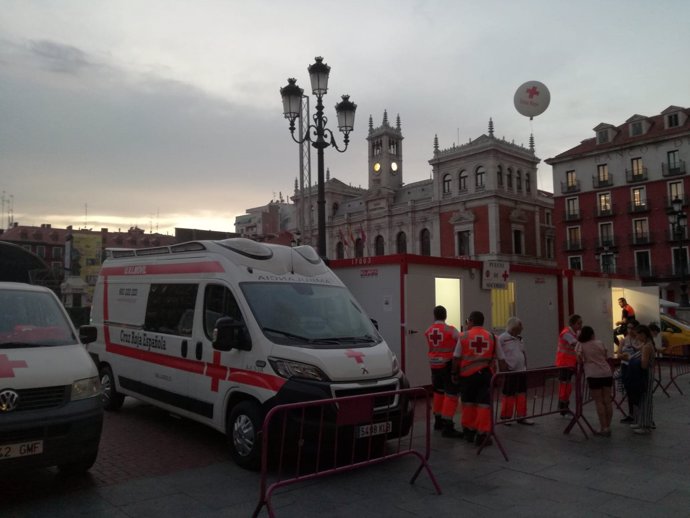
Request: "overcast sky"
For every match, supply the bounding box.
[2,0,689,235]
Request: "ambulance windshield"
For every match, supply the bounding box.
[0,290,77,347]
[241,282,382,347]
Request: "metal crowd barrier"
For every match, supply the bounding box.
[657,354,690,395]
[252,387,441,518]
[481,367,588,461]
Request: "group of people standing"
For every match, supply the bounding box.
[559,297,658,436]
[424,306,533,447]
[425,296,660,444]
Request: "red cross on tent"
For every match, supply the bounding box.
[0,354,28,378]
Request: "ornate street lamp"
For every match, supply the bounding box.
[668,197,689,307]
[280,57,356,258]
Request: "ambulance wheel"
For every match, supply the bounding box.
[227,401,263,471]
[100,365,125,411]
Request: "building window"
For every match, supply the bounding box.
[513,229,524,255]
[545,236,554,259]
[459,170,468,191]
[336,242,345,259]
[635,250,651,277]
[673,246,688,276]
[596,164,609,186]
[456,230,471,256]
[566,197,579,219]
[442,174,452,194]
[631,187,646,210]
[668,112,680,128]
[475,166,485,189]
[598,192,612,215]
[669,181,684,205]
[507,168,513,189]
[516,170,522,191]
[374,235,385,256]
[569,256,582,270]
[420,228,431,256]
[599,252,615,274]
[633,219,648,244]
[631,157,644,177]
[568,227,581,249]
[668,149,681,172]
[35,246,46,258]
[525,172,531,193]
[545,210,552,226]
[566,170,577,188]
[52,247,63,259]
[497,166,503,187]
[396,231,407,254]
[597,129,609,144]
[355,238,364,258]
[599,222,613,247]
[631,121,643,136]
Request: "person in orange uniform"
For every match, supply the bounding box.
[452,310,497,446]
[556,314,583,414]
[613,297,636,345]
[424,305,463,438]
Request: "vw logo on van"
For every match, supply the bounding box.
[0,390,20,412]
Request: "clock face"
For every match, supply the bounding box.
[391,162,398,174]
[373,162,381,174]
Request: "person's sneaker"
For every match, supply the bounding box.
[620,416,634,423]
[433,415,444,431]
[630,423,641,429]
[517,418,535,425]
[558,401,569,416]
[633,428,651,435]
[441,420,464,438]
[475,434,492,447]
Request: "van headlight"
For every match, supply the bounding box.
[71,376,102,401]
[392,354,400,375]
[268,357,330,381]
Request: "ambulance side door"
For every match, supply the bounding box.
[189,282,251,429]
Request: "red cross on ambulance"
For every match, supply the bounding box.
[0,354,28,378]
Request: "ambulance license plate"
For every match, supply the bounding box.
[0,440,44,460]
[356,421,391,438]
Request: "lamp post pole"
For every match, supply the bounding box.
[280,57,356,258]
[669,197,689,307]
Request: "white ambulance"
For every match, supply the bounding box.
[83,238,411,469]
[0,282,103,473]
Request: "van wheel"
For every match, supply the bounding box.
[227,401,263,471]
[100,365,125,411]
[58,449,98,475]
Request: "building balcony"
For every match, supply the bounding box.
[628,199,650,213]
[629,231,654,246]
[592,175,614,188]
[563,209,581,222]
[596,238,616,248]
[563,239,584,252]
[560,180,580,194]
[596,203,615,217]
[665,193,689,208]
[625,168,648,183]
[662,160,686,177]
[667,228,689,242]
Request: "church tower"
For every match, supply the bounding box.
[367,111,403,191]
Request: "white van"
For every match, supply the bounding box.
[0,282,103,473]
[83,239,411,469]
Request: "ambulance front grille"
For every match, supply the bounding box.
[333,383,399,410]
[15,386,69,411]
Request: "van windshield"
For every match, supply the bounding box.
[0,290,77,348]
[240,282,382,347]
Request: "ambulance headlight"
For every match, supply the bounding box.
[268,357,330,381]
[392,354,400,375]
[71,376,102,401]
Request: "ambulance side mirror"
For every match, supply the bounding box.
[213,317,251,351]
[79,325,98,344]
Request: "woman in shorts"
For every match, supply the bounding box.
[576,326,613,437]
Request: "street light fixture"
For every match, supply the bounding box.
[280,57,356,258]
[668,196,689,307]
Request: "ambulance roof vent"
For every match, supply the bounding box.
[216,238,273,260]
[293,245,321,265]
[136,246,174,256]
[171,242,207,253]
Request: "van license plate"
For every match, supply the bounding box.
[356,421,391,438]
[0,440,43,460]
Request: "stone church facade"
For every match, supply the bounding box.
[289,112,555,267]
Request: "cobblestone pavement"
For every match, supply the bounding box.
[3,381,690,517]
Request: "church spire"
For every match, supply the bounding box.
[396,114,401,132]
[488,117,494,138]
[382,110,389,126]
[368,114,373,134]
